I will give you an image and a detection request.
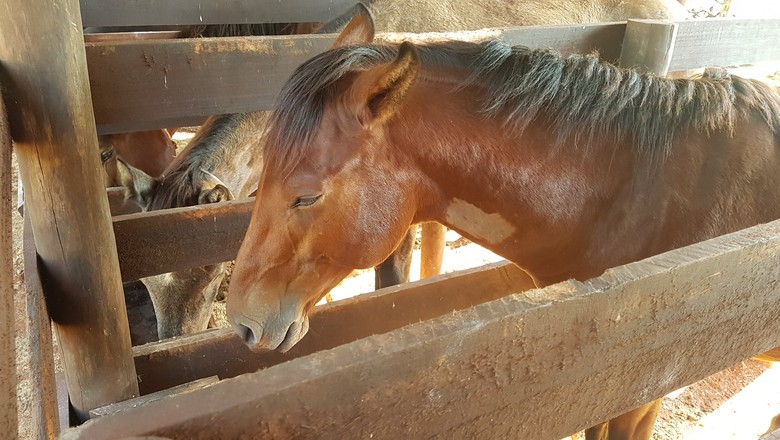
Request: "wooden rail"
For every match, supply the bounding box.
[113,199,253,281]
[79,0,355,27]
[86,18,780,134]
[61,219,780,439]
[87,22,626,134]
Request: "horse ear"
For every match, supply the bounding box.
[116,158,155,208]
[331,2,375,47]
[366,41,419,123]
[198,170,235,205]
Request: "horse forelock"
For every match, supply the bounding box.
[264,45,399,177]
[263,40,780,175]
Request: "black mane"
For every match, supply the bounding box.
[264,40,780,174]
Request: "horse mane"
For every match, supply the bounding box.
[145,114,246,211]
[265,40,780,174]
[178,23,300,38]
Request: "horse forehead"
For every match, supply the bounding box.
[445,198,515,245]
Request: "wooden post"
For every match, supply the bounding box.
[420,222,446,279]
[0,0,139,421]
[0,85,18,439]
[619,19,679,76]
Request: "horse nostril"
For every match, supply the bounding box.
[237,324,257,346]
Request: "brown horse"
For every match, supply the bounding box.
[99,130,177,187]
[226,16,780,440]
[118,0,688,340]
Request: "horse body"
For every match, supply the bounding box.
[117,113,269,338]
[366,0,687,31]
[227,30,780,438]
[117,1,688,341]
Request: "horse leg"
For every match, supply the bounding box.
[143,264,226,340]
[584,399,662,440]
[753,346,780,362]
[374,225,417,289]
[420,222,446,279]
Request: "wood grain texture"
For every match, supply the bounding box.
[670,18,780,71]
[62,219,780,439]
[620,20,678,76]
[131,261,535,394]
[112,199,253,281]
[0,0,138,420]
[86,19,780,133]
[22,217,60,437]
[87,23,626,134]
[79,0,354,27]
[0,85,18,440]
[89,377,219,418]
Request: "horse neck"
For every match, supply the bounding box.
[169,112,268,198]
[389,78,638,284]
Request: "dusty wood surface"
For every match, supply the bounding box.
[113,199,253,281]
[0,86,18,439]
[87,22,625,134]
[420,222,446,278]
[79,0,354,27]
[107,187,142,216]
[62,219,780,439]
[0,0,138,420]
[620,20,678,76]
[22,217,60,437]
[132,261,535,394]
[670,18,780,71]
[89,376,218,419]
[86,19,780,133]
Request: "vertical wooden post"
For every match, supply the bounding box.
[0,86,18,439]
[0,0,139,421]
[619,19,679,77]
[420,223,446,279]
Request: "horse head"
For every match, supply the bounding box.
[116,158,234,339]
[227,8,428,352]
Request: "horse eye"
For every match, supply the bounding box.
[100,149,114,163]
[292,195,322,208]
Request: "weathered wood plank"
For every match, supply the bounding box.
[0,84,18,440]
[89,376,219,418]
[113,199,253,282]
[132,261,535,394]
[88,23,626,134]
[79,0,354,27]
[670,18,780,71]
[62,219,780,439]
[107,187,142,216]
[22,216,59,438]
[0,0,138,420]
[620,19,678,76]
[86,19,780,133]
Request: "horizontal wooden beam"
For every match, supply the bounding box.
[86,19,780,134]
[62,219,780,439]
[79,0,354,27]
[670,18,780,71]
[132,261,535,394]
[112,199,253,281]
[88,23,626,134]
